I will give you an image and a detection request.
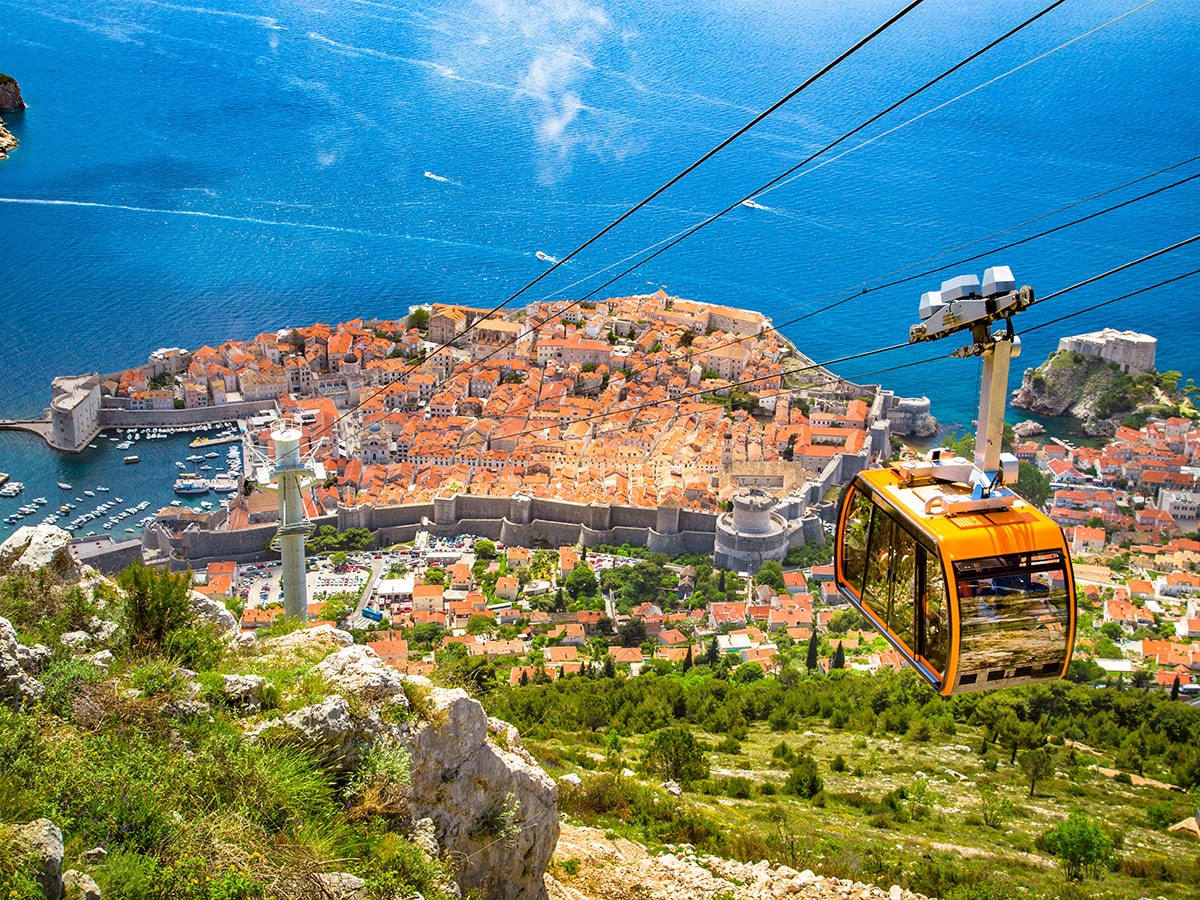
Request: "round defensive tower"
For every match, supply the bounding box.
[713,488,790,574]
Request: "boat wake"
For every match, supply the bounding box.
[741,199,769,211]
[423,171,461,186]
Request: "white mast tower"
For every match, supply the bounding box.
[256,422,325,621]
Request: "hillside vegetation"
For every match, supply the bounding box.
[0,560,463,900]
[488,665,1200,900]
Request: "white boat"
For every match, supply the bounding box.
[97,485,109,492]
[83,490,95,497]
[57,482,72,490]
[535,250,558,263]
[123,455,140,464]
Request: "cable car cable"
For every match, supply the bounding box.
[763,0,1161,202]
[311,0,929,443]
[573,167,1200,396]
[844,266,1200,381]
[441,232,1200,454]
[436,0,1100,395]
[1024,267,1200,334]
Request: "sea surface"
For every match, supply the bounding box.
[0,0,1197,525]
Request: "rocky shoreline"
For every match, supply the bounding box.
[0,73,25,159]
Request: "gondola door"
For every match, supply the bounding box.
[836,478,950,693]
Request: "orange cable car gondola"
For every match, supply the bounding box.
[834,267,1076,695]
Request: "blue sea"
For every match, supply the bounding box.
[1,0,1197,522]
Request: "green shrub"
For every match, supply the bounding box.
[724,776,753,799]
[131,659,186,697]
[1041,810,1115,881]
[782,752,823,799]
[38,656,101,716]
[1145,802,1181,830]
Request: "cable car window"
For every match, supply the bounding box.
[862,509,917,652]
[841,487,873,596]
[889,526,917,650]
[863,509,894,623]
[955,551,1071,675]
[923,552,948,675]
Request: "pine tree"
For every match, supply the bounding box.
[806,631,819,672]
[831,641,845,670]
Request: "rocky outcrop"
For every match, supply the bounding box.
[221,674,270,710]
[0,75,19,160]
[1011,347,1182,437]
[314,645,404,700]
[62,869,102,900]
[0,525,74,574]
[189,591,237,634]
[247,694,390,773]
[1012,419,1046,439]
[0,616,47,707]
[241,640,559,899]
[260,623,353,655]
[406,687,558,900]
[11,818,64,900]
[548,823,933,900]
[0,75,24,112]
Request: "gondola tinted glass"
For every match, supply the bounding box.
[953,550,1071,685]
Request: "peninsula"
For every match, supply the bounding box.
[38,292,932,567]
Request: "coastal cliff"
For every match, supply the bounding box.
[0,73,24,159]
[1011,347,1192,436]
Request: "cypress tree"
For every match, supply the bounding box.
[831,641,845,670]
[806,630,819,672]
[682,644,694,672]
[705,636,720,667]
[1172,675,1181,702]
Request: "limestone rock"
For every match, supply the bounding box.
[222,674,269,709]
[314,645,404,700]
[1012,419,1047,439]
[80,847,106,865]
[16,642,51,674]
[90,650,113,670]
[410,816,440,857]
[63,869,102,900]
[85,617,118,642]
[189,591,237,634]
[406,686,558,900]
[249,694,383,773]
[0,615,46,707]
[0,76,24,113]
[13,818,63,900]
[229,630,258,652]
[260,623,353,654]
[0,525,73,573]
[60,631,91,650]
[661,780,682,797]
[559,773,582,787]
[315,872,365,900]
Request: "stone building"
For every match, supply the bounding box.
[1057,329,1157,375]
[49,373,101,451]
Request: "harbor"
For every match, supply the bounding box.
[0,422,244,541]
